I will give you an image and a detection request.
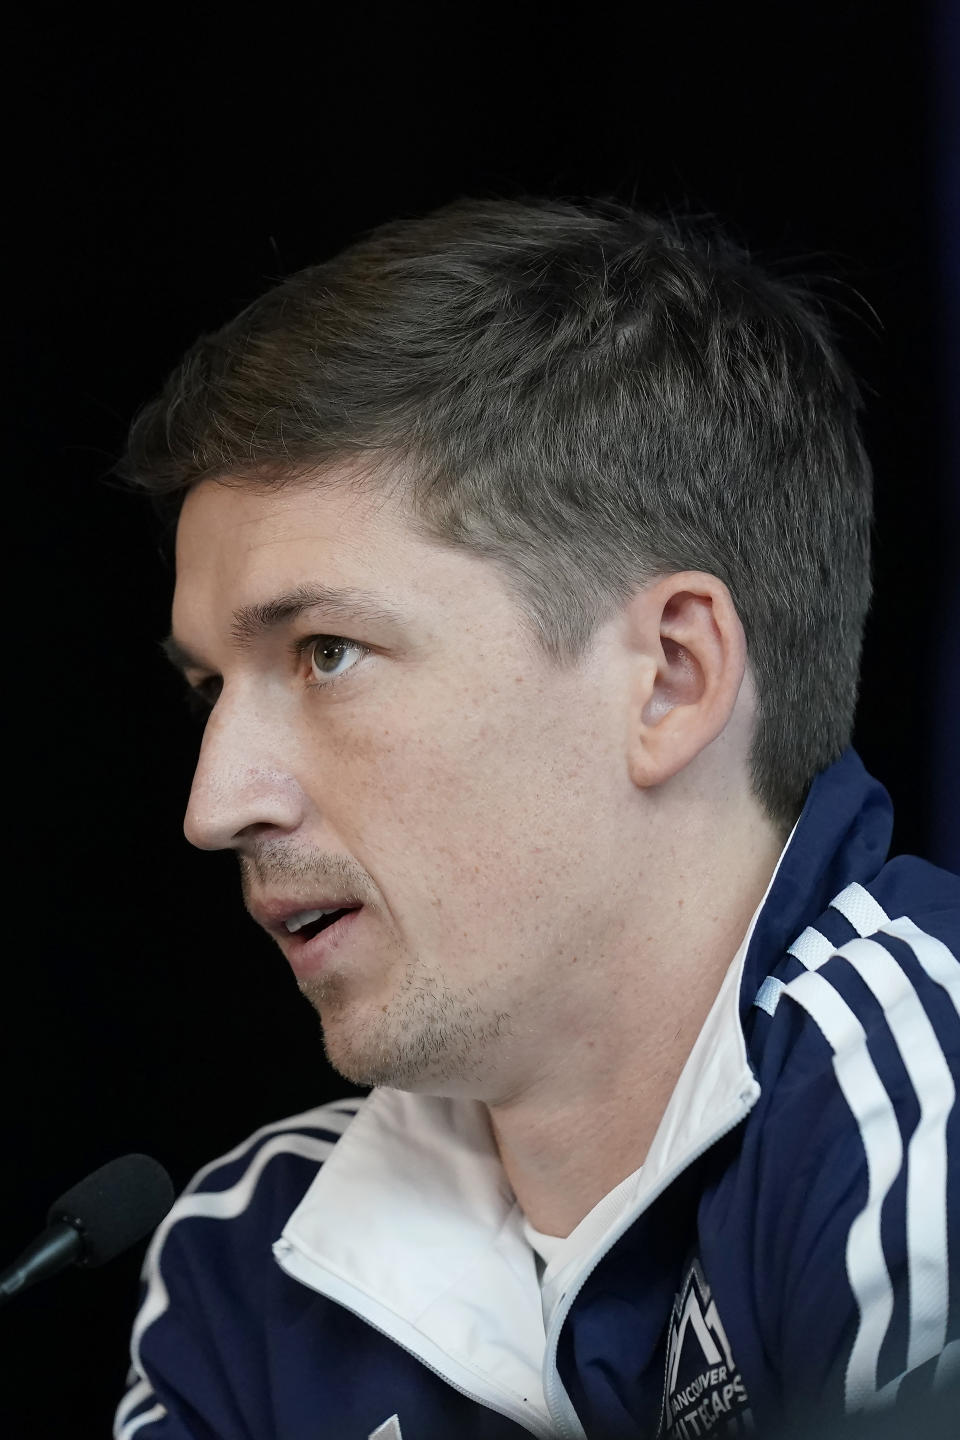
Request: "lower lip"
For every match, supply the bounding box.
[284,907,364,978]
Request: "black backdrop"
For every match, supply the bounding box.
[6,4,958,1435]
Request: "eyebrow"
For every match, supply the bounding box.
[161,583,406,675]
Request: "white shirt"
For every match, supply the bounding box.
[520,1166,643,1293]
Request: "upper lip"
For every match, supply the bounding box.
[247,895,363,934]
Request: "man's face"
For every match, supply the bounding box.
[172,474,636,1101]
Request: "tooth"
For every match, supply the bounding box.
[284,908,329,934]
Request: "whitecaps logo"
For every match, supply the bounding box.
[661,1257,753,1438]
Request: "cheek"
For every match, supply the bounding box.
[344,694,593,921]
[305,661,613,945]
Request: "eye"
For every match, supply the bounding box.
[178,637,369,720]
[305,635,370,687]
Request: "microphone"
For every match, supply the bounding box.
[0,1153,174,1308]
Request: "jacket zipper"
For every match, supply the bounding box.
[273,1237,558,1439]
[541,1085,760,1440]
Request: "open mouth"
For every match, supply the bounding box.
[296,908,356,942]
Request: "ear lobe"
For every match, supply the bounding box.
[626,576,747,790]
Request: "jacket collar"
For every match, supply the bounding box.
[737,747,893,1024]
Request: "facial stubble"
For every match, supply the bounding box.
[297,953,513,1092]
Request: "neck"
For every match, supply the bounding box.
[486,803,785,1238]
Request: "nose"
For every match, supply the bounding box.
[183,690,307,851]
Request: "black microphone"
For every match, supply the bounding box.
[0,1153,174,1308]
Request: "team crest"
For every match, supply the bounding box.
[660,1257,753,1438]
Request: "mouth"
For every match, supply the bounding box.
[284,906,360,941]
[278,905,364,978]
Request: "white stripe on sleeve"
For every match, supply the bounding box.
[831,937,954,1371]
[115,1378,157,1438]
[880,918,960,1020]
[779,892,959,1408]
[826,886,960,1017]
[115,1129,342,1440]
[179,1102,359,1201]
[784,968,903,1411]
[130,1132,337,1375]
[788,925,838,970]
[117,1401,167,1440]
[114,1103,361,1439]
[829,882,892,937]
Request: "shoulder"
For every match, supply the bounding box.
[782,865,957,1058]
[748,861,960,1222]
[754,862,960,1090]
[742,863,960,1408]
[175,1097,365,1201]
[743,859,960,1280]
[154,1096,365,1248]
[116,1098,366,1439]
[138,1096,365,1318]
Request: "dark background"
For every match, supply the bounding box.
[6,3,958,1434]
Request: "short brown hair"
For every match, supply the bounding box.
[120,196,873,832]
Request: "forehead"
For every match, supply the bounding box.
[170,473,525,647]
[175,475,412,590]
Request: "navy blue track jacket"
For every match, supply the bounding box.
[115,750,960,1439]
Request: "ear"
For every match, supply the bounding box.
[624,571,748,789]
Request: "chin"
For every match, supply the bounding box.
[318,1012,484,1094]
[301,964,506,1093]
[312,1000,419,1090]
[321,1034,429,1091]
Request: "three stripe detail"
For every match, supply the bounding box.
[755,882,960,1411]
[114,1101,363,1440]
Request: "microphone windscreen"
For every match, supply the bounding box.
[46,1153,175,1267]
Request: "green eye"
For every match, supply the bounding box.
[311,639,350,673]
[306,636,370,685]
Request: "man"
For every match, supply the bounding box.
[114,198,959,1440]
